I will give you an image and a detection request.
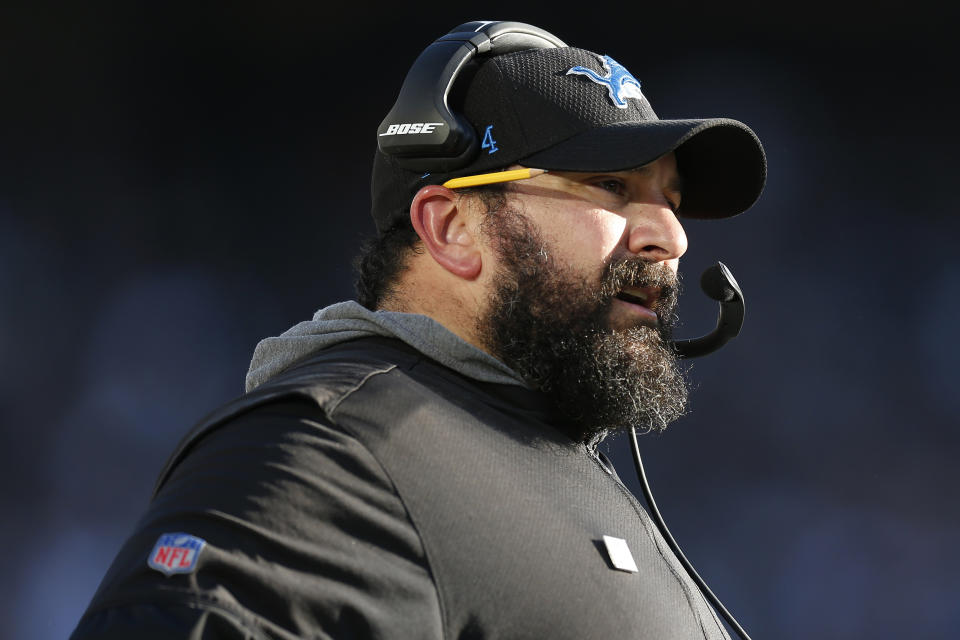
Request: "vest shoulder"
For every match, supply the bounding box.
[152,337,420,497]
[255,336,418,408]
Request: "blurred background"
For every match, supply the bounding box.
[2,1,958,638]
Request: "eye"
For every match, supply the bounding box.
[591,178,628,196]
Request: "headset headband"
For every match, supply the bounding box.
[376,21,566,172]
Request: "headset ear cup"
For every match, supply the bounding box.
[377,39,473,166]
[377,21,565,172]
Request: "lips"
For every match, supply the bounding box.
[615,285,660,310]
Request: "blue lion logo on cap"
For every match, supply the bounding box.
[566,55,644,109]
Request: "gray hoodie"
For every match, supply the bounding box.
[245,300,526,392]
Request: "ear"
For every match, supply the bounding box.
[409,185,483,280]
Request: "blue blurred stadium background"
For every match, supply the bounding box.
[2,2,958,638]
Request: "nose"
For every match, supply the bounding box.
[626,204,688,263]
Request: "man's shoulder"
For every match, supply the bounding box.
[76,338,445,639]
[224,335,427,428]
[256,335,422,407]
[153,336,426,498]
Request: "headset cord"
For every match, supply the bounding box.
[629,426,753,640]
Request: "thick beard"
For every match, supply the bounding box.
[478,207,689,444]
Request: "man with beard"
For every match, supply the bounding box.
[72,22,765,640]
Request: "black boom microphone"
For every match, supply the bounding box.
[670,261,744,359]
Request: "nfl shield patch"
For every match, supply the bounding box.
[147,532,206,576]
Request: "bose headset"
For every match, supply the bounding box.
[378,21,752,640]
[377,21,566,171]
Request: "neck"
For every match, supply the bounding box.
[383,264,491,357]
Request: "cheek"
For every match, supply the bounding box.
[525,199,627,264]
[557,209,626,261]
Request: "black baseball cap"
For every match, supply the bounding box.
[371,46,766,234]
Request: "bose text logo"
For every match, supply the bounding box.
[379,122,445,136]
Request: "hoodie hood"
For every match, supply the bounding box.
[245,300,526,392]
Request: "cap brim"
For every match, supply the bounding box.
[521,118,766,219]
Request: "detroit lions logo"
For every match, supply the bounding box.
[566,55,644,109]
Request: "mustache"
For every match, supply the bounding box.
[598,257,682,324]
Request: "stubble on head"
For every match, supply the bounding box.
[476,202,690,445]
